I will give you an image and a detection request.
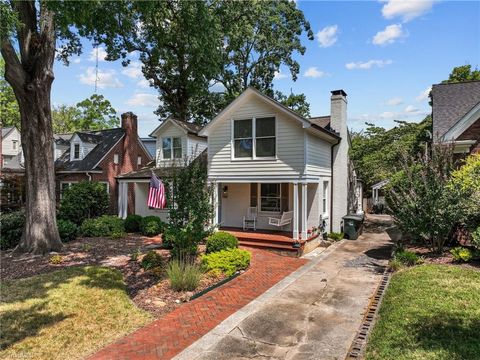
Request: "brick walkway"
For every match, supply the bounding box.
[89,248,308,360]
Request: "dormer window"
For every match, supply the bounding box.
[233,117,276,159]
[73,143,80,160]
[162,137,182,159]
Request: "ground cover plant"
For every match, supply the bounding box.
[366,265,480,360]
[201,248,251,276]
[0,266,151,360]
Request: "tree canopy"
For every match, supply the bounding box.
[0,56,20,128]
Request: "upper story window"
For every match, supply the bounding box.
[233,117,276,159]
[12,140,18,150]
[113,153,119,164]
[162,137,182,159]
[73,143,80,160]
[137,156,142,165]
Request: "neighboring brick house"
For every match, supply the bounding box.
[55,112,152,213]
[432,80,480,155]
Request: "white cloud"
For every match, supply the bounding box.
[373,24,407,45]
[274,70,288,80]
[126,93,158,107]
[382,0,435,22]
[304,66,327,78]
[386,97,403,106]
[88,46,108,62]
[416,86,432,102]
[78,67,123,88]
[404,105,419,113]
[72,58,81,64]
[209,81,226,93]
[137,78,150,88]
[316,25,338,48]
[345,59,393,70]
[122,61,143,78]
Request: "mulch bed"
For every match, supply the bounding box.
[0,235,229,318]
[406,245,480,271]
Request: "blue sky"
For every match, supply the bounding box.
[51,0,480,137]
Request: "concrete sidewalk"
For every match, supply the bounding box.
[174,231,392,360]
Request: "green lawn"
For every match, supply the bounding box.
[366,265,480,360]
[0,266,151,360]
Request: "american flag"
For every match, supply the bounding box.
[147,173,166,209]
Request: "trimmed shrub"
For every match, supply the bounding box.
[201,248,251,276]
[140,216,164,237]
[0,211,25,250]
[167,259,202,291]
[206,231,238,254]
[58,181,109,225]
[125,214,143,233]
[141,250,165,270]
[450,247,473,263]
[472,227,480,250]
[80,215,125,238]
[57,219,78,243]
[328,232,344,241]
[394,250,422,266]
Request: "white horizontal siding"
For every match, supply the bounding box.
[2,129,21,156]
[208,96,305,180]
[305,133,332,177]
[187,135,207,159]
[134,183,169,221]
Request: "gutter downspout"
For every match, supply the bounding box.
[330,138,340,233]
[86,172,92,182]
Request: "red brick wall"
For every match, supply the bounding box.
[458,117,480,154]
[56,112,152,215]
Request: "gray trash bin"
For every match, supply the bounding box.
[342,214,364,240]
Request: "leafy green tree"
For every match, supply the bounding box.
[442,65,480,84]
[350,117,432,193]
[274,91,310,117]
[0,57,20,128]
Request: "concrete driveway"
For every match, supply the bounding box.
[174,228,392,360]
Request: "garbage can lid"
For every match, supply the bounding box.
[342,214,364,221]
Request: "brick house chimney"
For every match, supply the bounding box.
[330,89,349,232]
[121,112,138,174]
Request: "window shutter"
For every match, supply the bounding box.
[250,183,257,207]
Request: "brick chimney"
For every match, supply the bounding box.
[121,112,138,174]
[330,90,349,232]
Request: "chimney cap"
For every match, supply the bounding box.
[121,112,137,119]
[331,89,347,97]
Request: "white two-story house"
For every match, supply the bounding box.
[118,87,361,244]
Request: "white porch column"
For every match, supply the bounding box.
[293,183,299,240]
[117,182,128,219]
[301,183,308,239]
[212,182,220,226]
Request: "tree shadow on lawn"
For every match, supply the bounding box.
[396,312,480,359]
[0,266,126,305]
[0,302,71,350]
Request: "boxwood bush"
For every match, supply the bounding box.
[201,248,251,276]
[140,216,164,237]
[0,211,25,250]
[57,219,78,242]
[80,215,125,238]
[205,231,238,254]
[124,214,143,233]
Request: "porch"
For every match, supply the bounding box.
[221,227,321,256]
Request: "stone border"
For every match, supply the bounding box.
[172,240,345,360]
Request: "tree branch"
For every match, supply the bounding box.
[0,39,26,92]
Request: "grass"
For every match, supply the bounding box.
[0,266,151,360]
[366,265,480,360]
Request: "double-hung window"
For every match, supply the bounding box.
[322,181,329,216]
[73,143,80,160]
[233,117,276,158]
[162,137,182,159]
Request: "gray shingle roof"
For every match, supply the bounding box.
[432,81,480,141]
[55,128,125,172]
[1,127,15,138]
[54,133,73,146]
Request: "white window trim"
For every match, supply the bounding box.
[322,180,329,218]
[113,153,119,164]
[231,116,278,161]
[137,155,142,165]
[60,181,78,199]
[161,136,182,160]
[100,181,110,194]
[255,183,285,214]
[12,140,18,150]
[72,143,81,160]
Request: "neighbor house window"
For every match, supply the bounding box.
[322,181,329,215]
[113,154,119,164]
[233,117,275,158]
[73,143,80,159]
[137,156,142,165]
[162,137,182,159]
[12,140,18,150]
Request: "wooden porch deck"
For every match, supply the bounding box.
[220,227,312,256]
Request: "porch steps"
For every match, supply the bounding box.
[238,240,300,252]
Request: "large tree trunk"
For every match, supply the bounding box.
[1,1,62,254]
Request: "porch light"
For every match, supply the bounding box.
[222,185,229,198]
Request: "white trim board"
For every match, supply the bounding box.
[441,102,480,141]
